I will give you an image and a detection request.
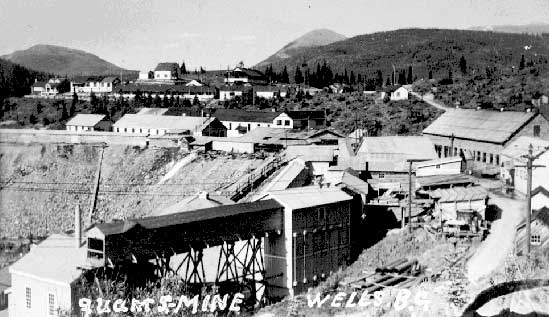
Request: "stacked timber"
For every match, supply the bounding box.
[346,257,422,290]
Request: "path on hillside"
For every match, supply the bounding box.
[410,91,451,111]
[466,194,524,283]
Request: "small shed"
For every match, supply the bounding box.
[429,186,488,224]
[65,114,110,132]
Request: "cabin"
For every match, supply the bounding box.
[224,67,267,85]
[154,62,180,81]
[287,110,327,130]
[429,186,489,228]
[70,76,120,94]
[255,85,281,99]
[31,78,67,96]
[65,114,111,132]
[212,109,291,137]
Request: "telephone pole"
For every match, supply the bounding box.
[406,158,427,233]
[516,143,547,255]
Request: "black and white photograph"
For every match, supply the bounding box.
[0,0,548,316]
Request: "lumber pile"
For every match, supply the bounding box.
[343,257,423,290]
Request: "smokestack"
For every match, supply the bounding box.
[75,205,81,248]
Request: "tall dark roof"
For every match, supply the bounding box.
[230,67,265,79]
[154,62,180,72]
[213,109,281,123]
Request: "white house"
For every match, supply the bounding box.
[390,86,409,101]
[212,109,292,137]
[154,62,180,81]
[219,85,249,101]
[415,157,464,177]
[65,114,111,132]
[138,70,154,80]
[500,136,549,197]
[185,79,203,87]
[9,233,87,317]
[224,67,266,85]
[32,78,66,96]
[255,86,281,99]
[532,187,549,211]
[113,114,227,137]
[70,77,120,94]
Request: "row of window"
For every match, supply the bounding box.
[276,120,291,126]
[434,144,500,166]
[115,127,163,135]
[25,287,56,315]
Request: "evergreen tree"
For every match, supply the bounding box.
[428,70,433,80]
[36,101,43,114]
[350,71,356,85]
[180,61,187,74]
[459,55,467,74]
[519,54,526,70]
[407,66,413,84]
[376,70,383,88]
[29,113,37,125]
[304,69,310,86]
[386,77,391,86]
[281,66,289,84]
[398,70,406,85]
[294,66,304,84]
[357,74,363,84]
[153,95,161,107]
[61,102,68,120]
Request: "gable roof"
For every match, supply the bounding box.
[230,67,265,79]
[416,156,463,168]
[154,62,179,72]
[423,109,537,144]
[32,81,47,88]
[252,158,308,199]
[357,136,437,164]
[532,186,549,199]
[113,114,212,132]
[501,136,549,162]
[213,109,281,123]
[265,186,352,210]
[66,114,106,127]
[9,234,87,286]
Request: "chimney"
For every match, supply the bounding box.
[74,205,81,248]
[198,191,209,199]
[201,109,204,117]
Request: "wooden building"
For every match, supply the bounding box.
[423,107,549,175]
[112,114,227,137]
[65,114,111,132]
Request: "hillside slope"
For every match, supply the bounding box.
[0,58,51,98]
[260,28,549,80]
[0,143,263,239]
[257,29,346,67]
[469,23,549,35]
[2,44,136,77]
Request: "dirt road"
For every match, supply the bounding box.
[410,91,451,112]
[466,194,524,283]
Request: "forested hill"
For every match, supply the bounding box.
[259,28,549,82]
[0,58,51,99]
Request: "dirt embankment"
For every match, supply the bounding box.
[0,143,263,240]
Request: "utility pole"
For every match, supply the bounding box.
[406,158,427,233]
[450,133,455,157]
[516,143,547,255]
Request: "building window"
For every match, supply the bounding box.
[496,155,500,166]
[88,238,104,260]
[531,234,541,245]
[48,293,55,316]
[277,120,282,126]
[26,287,31,308]
[379,173,385,179]
[436,165,441,169]
[482,152,486,162]
[534,125,541,137]
[489,154,494,164]
[284,120,290,126]
[477,151,481,162]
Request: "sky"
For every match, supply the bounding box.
[0,0,548,71]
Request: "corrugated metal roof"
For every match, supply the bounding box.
[113,114,210,131]
[93,199,283,236]
[9,234,87,285]
[150,192,234,216]
[501,136,549,161]
[255,158,308,195]
[266,186,352,210]
[66,114,106,127]
[339,172,369,196]
[416,174,476,188]
[423,109,537,144]
[286,145,336,162]
[429,186,488,202]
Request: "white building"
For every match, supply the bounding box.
[224,67,266,85]
[255,86,281,99]
[154,62,180,81]
[9,233,87,317]
[65,114,111,132]
[390,86,409,101]
[212,109,292,137]
[501,136,549,198]
[113,114,227,137]
[70,77,120,94]
[219,85,248,101]
[185,79,203,87]
[32,78,66,96]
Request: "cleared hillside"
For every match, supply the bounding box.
[0,143,263,239]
